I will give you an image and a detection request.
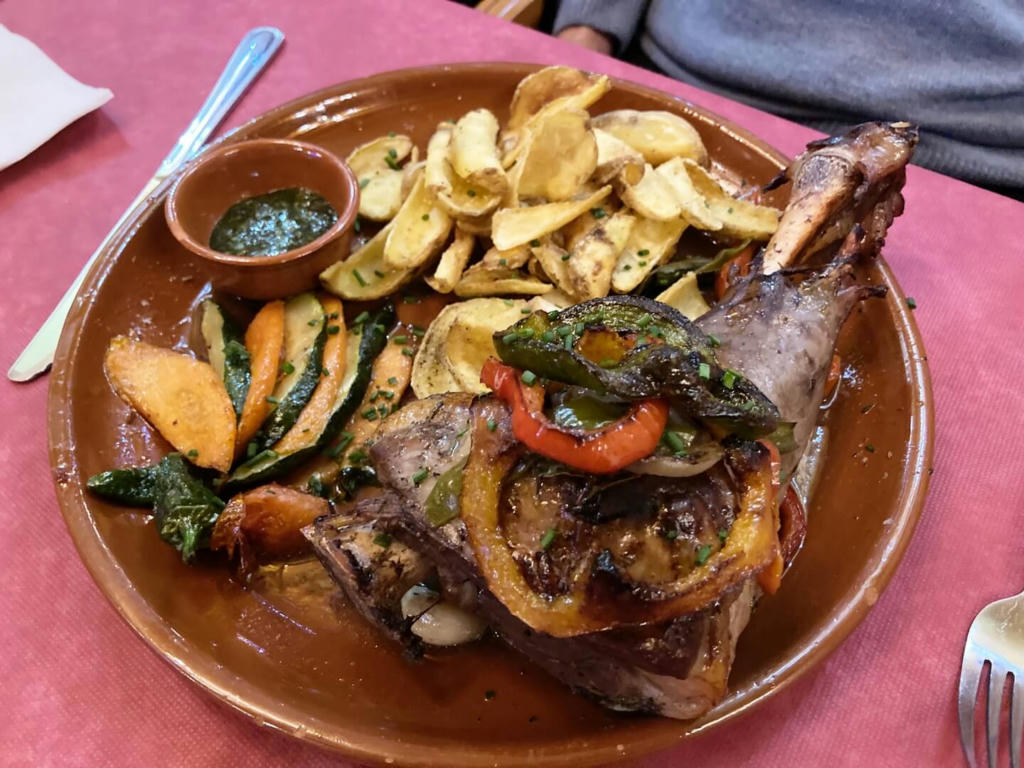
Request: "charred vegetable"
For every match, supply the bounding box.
[200,299,251,418]
[86,466,158,506]
[150,453,225,562]
[493,295,782,437]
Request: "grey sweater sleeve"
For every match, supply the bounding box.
[553,0,649,53]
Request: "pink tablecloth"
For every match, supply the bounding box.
[2,1,1023,766]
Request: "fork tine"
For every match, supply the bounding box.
[1011,674,1023,768]
[988,663,1008,768]
[960,650,983,768]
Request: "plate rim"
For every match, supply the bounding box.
[47,61,934,768]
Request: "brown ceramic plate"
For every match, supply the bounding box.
[48,63,933,768]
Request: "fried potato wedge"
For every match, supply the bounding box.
[611,217,688,293]
[411,304,462,398]
[425,226,475,294]
[320,221,416,300]
[567,210,636,300]
[105,337,236,472]
[425,124,502,219]
[654,157,723,231]
[451,108,509,195]
[502,71,610,166]
[592,127,644,184]
[454,263,553,298]
[346,135,414,221]
[680,160,781,240]
[491,185,611,250]
[530,242,574,297]
[383,172,453,270]
[482,243,531,269]
[561,197,621,252]
[616,163,683,221]
[444,298,530,393]
[656,271,711,320]
[591,109,708,166]
[512,108,597,201]
[454,214,492,236]
[526,290,574,312]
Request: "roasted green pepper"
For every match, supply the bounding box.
[493,295,782,437]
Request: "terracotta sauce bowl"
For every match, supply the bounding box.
[164,138,358,299]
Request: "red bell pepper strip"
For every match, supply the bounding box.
[480,358,669,475]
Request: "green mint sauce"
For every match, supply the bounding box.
[209,187,338,257]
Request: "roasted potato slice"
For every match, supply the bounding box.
[411,305,462,398]
[383,172,454,270]
[346,134,414,221]
[561,197,621,252]
[529,242,574,297]
[425,123,502,219]
[481,243,531,269]
[444,298,530,393]
[654,158,723,231]
[105,337,236,472]
[592,128,644,184]
[320,221,416,300]
[501,70,610,165]
[611,216,688,293]
[425,226,475,294]
[656,271,711,320]
[592,110,708,166]
[453,263,553,298]
[512,107,597,202]
[680,160,781,240]
[616,163,683,221]
[451,108,509,195]
[567,210,635,300]
[491,185,611,250]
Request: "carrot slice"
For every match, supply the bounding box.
[104,337,236,472]
[275,295,346,453]
[235,300,285,457]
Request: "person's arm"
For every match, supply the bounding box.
[553,0,649,54]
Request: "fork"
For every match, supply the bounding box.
[959,590,1024,767]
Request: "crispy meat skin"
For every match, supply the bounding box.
[304,122,917,719]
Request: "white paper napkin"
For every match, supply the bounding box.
[0,25,113,171]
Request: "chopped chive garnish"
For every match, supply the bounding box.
[599,358,617,368]
[698,362,711,380]
[387,376,399,385]
[498,258,508,267]
[387,147,398,159]
[401,347,415,357]
[861,403,874,414]
[521,370,537,386]
[412,468,429,485]
[393,334,408,344]
[403,294,421,304]
[696,545,712,565]
[362,408,379,421]
[521,307,532,314]
[353,217,361,233]
[718,528,729,542]
[664,430,687,453]
[421,213,429,221]
[354,310,370,324]
[486,418,497,432]
[388,130,397,137]
[590,207,606,219]
[281,361,295,375]
[665,529,679,540]
[384,155,400,171]
[265,395,280,404]
[540,528,557,550]
[484,689,496,700]
[348,449,367,463]
[327,325,341,335]
[352,269,367,287]
[556,325,572,336]
[517,328,535,340]
[638,260,647,267]
[623,264,632,271]
[373,533,392,548]
[501,332,517,345]
[187,449,199,458]
[503,299,514,306]
[359,178,371,189]
[561,252,571,261]
[563,336,573,350]
[246,441,259,458]
[906,297,917,309]
[467,189,476,197]
[722,369,740,389]
[574,322,584,334]
[707,333,721,347]
[374,269,386,278]
[540,331,556,342]
[529,239,541,247]
[865,444,876,453]
[638,249,650,256]
[412,326,425,337]
[637,315,652,328]
[380,390,395,400]
[547,310,560,320]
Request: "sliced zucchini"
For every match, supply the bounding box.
[258,293,328,448]
[200,299,251,418]
[225,304,394,490]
